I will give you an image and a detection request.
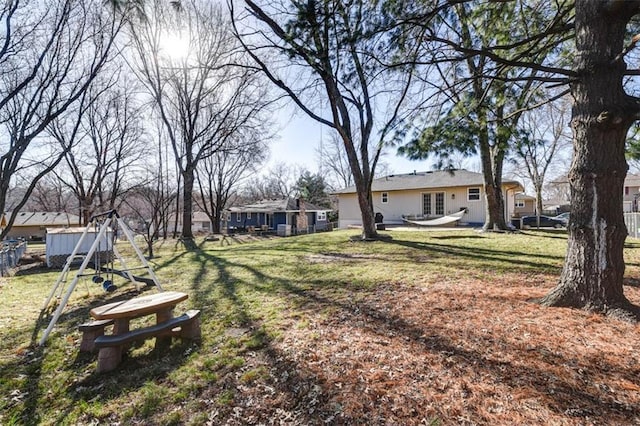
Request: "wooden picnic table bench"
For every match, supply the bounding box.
[87,291,201,372]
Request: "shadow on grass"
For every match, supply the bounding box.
[8,234,635,423]
[150,245,632,423]
[383,238,565,273]
[200,243,636,422]
[0,285,183,423]
[429,235,485,240]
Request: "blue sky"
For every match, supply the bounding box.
[269,106,434,177]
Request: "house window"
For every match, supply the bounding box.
[203,221,210,230]
[235,212,241,222]
[625,186,630,195]
[515,200,525,208]
[435,192,444,215]
[317,211,326,221]
[422,193,431,215]
[381,192,388,203]
[247,212,251,219]
[422,192,445,216]
[468,187,481,201]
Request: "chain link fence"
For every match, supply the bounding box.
[0,239,27,276]
[624,213,640,239]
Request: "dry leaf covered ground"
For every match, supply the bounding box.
[216,276,640,425]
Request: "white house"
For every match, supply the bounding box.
[335,169,523,228]
[3,211,81,240]
[166,211,212,234]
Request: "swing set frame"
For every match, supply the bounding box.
[39,210,163,346]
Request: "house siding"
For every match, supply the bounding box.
[623,182,640,212]
[514,198,536,216]
[339,185,517,228]
[373,187,485,225]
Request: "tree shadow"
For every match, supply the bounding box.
[161,245,628,422]
[382,238,564,273]
[9,235,638,423]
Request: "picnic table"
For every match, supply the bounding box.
[85,291,201,372]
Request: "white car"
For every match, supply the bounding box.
[553,212,570,226]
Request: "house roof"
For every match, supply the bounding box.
[228,198,327,213]
[543,198,570,207]
[552,173,640,187]
[625,173,640,187]
[515,193,536,201]
[6,212,81,227]
[167,211,211,223]
[335,169,523,194]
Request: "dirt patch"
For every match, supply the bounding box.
[305,252,383,263]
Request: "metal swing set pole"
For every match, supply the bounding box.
[39,216,112,346]
[39,209,164,346]
[115,215,163,291]
[41,224,93,311]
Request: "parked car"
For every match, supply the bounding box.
[521,215,565,229]
[553,212,570,226]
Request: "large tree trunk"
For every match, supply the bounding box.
[182,168,195,243]
[541,1,638,318]
[479,123,508,231]
[213,202,222,234]
[353,175,377,239]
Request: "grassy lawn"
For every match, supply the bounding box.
[1,229,640,424]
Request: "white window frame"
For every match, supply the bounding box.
[235,212,241,222]
[317,211,327,221]
[422,193,432,216]
[247,212,251,219]
[422,192,445,216]
[515,200,525,208]
[381,192,389,204]
[435,192,445,216]
[468,187,481,201]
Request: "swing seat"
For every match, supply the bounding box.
[103,281,117,292]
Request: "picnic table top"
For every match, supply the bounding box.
[90,291,188,320]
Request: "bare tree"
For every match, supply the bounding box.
[316,133,353,191]
[544,174,571,204]
[240,162,297,202]
[509,97,572,225]
[129,0,273,246]
[0,0,126,239]
[122,177,176,258]
[231,0,419,239]
[195,138,266,234]
[24,174,75,213]
[49,72,146,224]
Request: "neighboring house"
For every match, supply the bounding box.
[542,198,571,216]
[624,173,640,212]
[549,172,640,213]
[3,211,81,240]
[334,169,523,228]
[226,198,330,233]
[166,211,212,234]
[514,193,536,217]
